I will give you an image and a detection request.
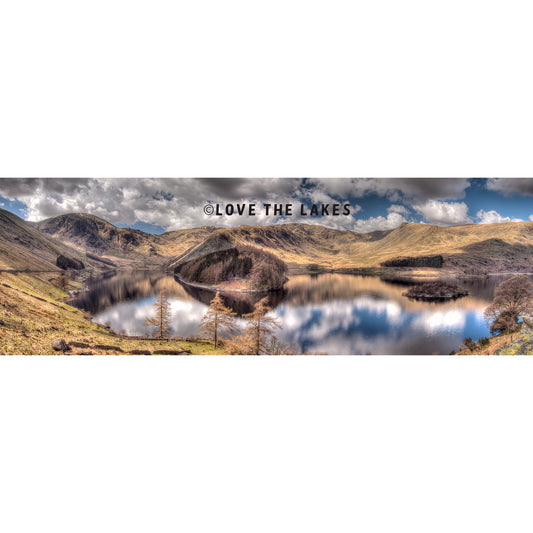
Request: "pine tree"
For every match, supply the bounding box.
[200,292,237,349]
[241,297,281,355]
[144,290,172,338]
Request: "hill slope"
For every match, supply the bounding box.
[0,208,96,272]
[361,222,533,271]
[168,221,533,272]
[168,223,379,270]
[16,209,533,274]
[35,213,216,266]
[176,245,287,291]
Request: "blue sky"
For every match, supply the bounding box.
[0,178,532,233]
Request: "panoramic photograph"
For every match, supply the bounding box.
[1,177,533,355]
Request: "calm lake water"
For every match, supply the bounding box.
[69,270,516,355]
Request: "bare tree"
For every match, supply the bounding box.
[483,275,533,337]
[264,336,296,355]
[144,290,172,338]
[200,292,237,349]
[225,297,281,355]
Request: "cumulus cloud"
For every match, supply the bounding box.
[351,212,407,233]
[0,178,404,232]
[476,209,521,224]
[486,178,533,197]
[413,200,472,226]
[387,204,410,215]
[0,177,482,232]
[0,178,304,230]
[308,178,470,201]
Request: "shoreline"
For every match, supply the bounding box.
[173,273,287,293]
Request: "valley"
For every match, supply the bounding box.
[3,206,533,354]
[27,210,533,275]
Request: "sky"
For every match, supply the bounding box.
[1,178,533,234]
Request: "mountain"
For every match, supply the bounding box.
[35,213,216,266]
[176,245,287,291]
[168,223,383,270]
[169,221,533,273]
[13,209,533,274]
[358,221,533,271]
[35,213,159,257]
[0,208,93,272]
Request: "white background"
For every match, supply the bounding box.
[1,1,533,532]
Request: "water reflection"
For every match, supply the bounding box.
[69,270,517,354]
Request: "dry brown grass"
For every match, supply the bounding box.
[9,204,533,274]
[168,221,533,272]
[456,332,515,355]
[0,272,224,355]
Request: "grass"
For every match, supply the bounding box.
[167,220,533,273]
[455,321,533,355]
[456,332,515,355]
[0,272,225,355]
[6,206,533,276]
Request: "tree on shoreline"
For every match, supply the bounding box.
[144,290,172,338]
[224,297,281,355]
[200,292,237,349]
[483,276,533,337]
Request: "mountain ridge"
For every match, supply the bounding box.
[7,208,533,273]
[0,209,98,272]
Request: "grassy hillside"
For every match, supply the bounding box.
[169,221,533,273]
[169,223,373,271]
[455,318,533,355]
[0,271,224,355]
[359,222,533,271]
[31,211,533,274]
[35,213,216,267]
[0,208,102,273]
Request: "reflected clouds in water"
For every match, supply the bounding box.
[73,271,497,354]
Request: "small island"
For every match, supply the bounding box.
[403,281,469,301]
[175,245,287,292]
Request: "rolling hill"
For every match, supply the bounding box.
[0,208,99,273]
[168,221,533,273]
[167,223,384,270]
[9,209,533,274]
[35,213,158,256]
[35,213,217,267]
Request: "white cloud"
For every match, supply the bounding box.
[352,212,407,233]
[280,210,407,233]
[0,178,305,230]
[0,178,486,232]
[476,209,521,224]
[413,200,472,226]
[387,204,410,215]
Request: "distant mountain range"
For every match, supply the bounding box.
[2,208,533,274]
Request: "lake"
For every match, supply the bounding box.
[69,270,512,355]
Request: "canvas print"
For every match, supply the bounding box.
[1,177,533,355]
